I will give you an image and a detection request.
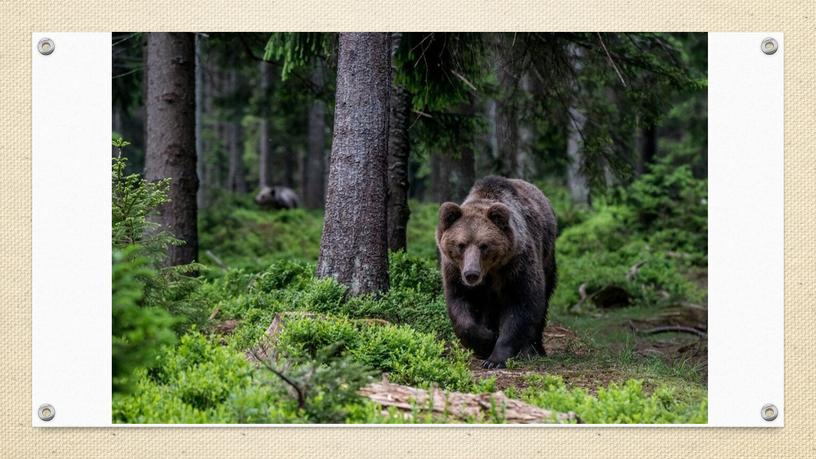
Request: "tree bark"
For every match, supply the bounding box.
[144,32,198,265]
[225,68,247,193]
[227,117,247,193]
[317,33,391,296]
[492,33,520,178]
[516,71,535,179]
[194,34,205,209]
[386,33,411,252]
[566,44,590,204]
[430,152,448,202]
[303,59,327,208]
[637,121,657,175]
[284,148,298,189]
[258,61,272,189]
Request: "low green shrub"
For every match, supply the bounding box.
[114,332,378,424]
[199,203,324,270]
[506,374,707,424]
[112,246,178,392]
[277,315,473,391]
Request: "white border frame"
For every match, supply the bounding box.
[32,32,783,427]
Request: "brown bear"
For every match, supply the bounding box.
[436,176,557,369]
[255,186,300,210]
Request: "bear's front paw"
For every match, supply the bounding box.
[481,359,506,369]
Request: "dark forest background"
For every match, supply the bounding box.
[112,32,708,424]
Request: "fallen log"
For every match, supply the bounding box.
[358,381,579,424]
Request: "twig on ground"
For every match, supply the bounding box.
[205,250,227,270]
[638,325,707,338]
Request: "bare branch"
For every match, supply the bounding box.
[596,33,628,87]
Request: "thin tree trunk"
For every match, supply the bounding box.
[227,119,247,192]
[194,34,205,209]
[284,148,297,189]
[258,61,272,189]
[516,71,535,179]
[493,33,520,178]
[386,32,411,252]
[317,33,391,296]
[144,32,198,265]
[430,152,448,202]
[638,122,657,174]
[452,147,475,202]
[226,68,247,193]
[304,59,327,208]
[566,45,590,204]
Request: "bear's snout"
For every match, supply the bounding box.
[461,246,483,286]
[463,270,481,285]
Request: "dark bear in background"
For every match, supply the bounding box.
[255,186,300,210]
[436,176,557,369]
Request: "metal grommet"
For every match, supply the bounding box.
[761,37,778,55]
[38,403,55,421]
[761,403,778,421]
[37,37,55,56]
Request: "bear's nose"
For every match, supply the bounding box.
[463,271,480,284]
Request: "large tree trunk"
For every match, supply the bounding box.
[258,61,272,189]
[144,32,198,265]
[317,33,391,296]
[303,59,327,208]
[386,33,411,252]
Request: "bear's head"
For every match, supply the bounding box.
[436,201,515,287]
[255,186,279,208]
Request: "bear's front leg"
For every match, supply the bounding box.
[482,307,540,369]
[446,296,497,358]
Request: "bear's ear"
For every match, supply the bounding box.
[439,202,463,230]
[487,203,512,232]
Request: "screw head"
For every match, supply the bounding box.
[761,37,778,55]
[37,38,55,55]
[37,403,55,421]
[761,403,778,421]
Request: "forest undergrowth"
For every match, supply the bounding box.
[112,150,708,424]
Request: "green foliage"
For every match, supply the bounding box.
[621,158,708,259]
[114,332,379,424]
[199,200,324,270]
[112,139,181,259]
[550,164,707,313]
[406,200,441,259]
[264,33,336,80]
[507,374,707,424]
[112,138,212,392]
[277,316,472,391]
[112,246,178,392]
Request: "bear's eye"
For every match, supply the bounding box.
[479,243,489,251]
[457,243,466,251]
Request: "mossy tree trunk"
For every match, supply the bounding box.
[144,32,199,265]
[317,33,391,296]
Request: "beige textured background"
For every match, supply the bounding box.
[1,1,814,457]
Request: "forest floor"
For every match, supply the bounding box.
[115,196,709,424]
[474,304,708,399]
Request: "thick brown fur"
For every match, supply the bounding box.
[436,176,557,368]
